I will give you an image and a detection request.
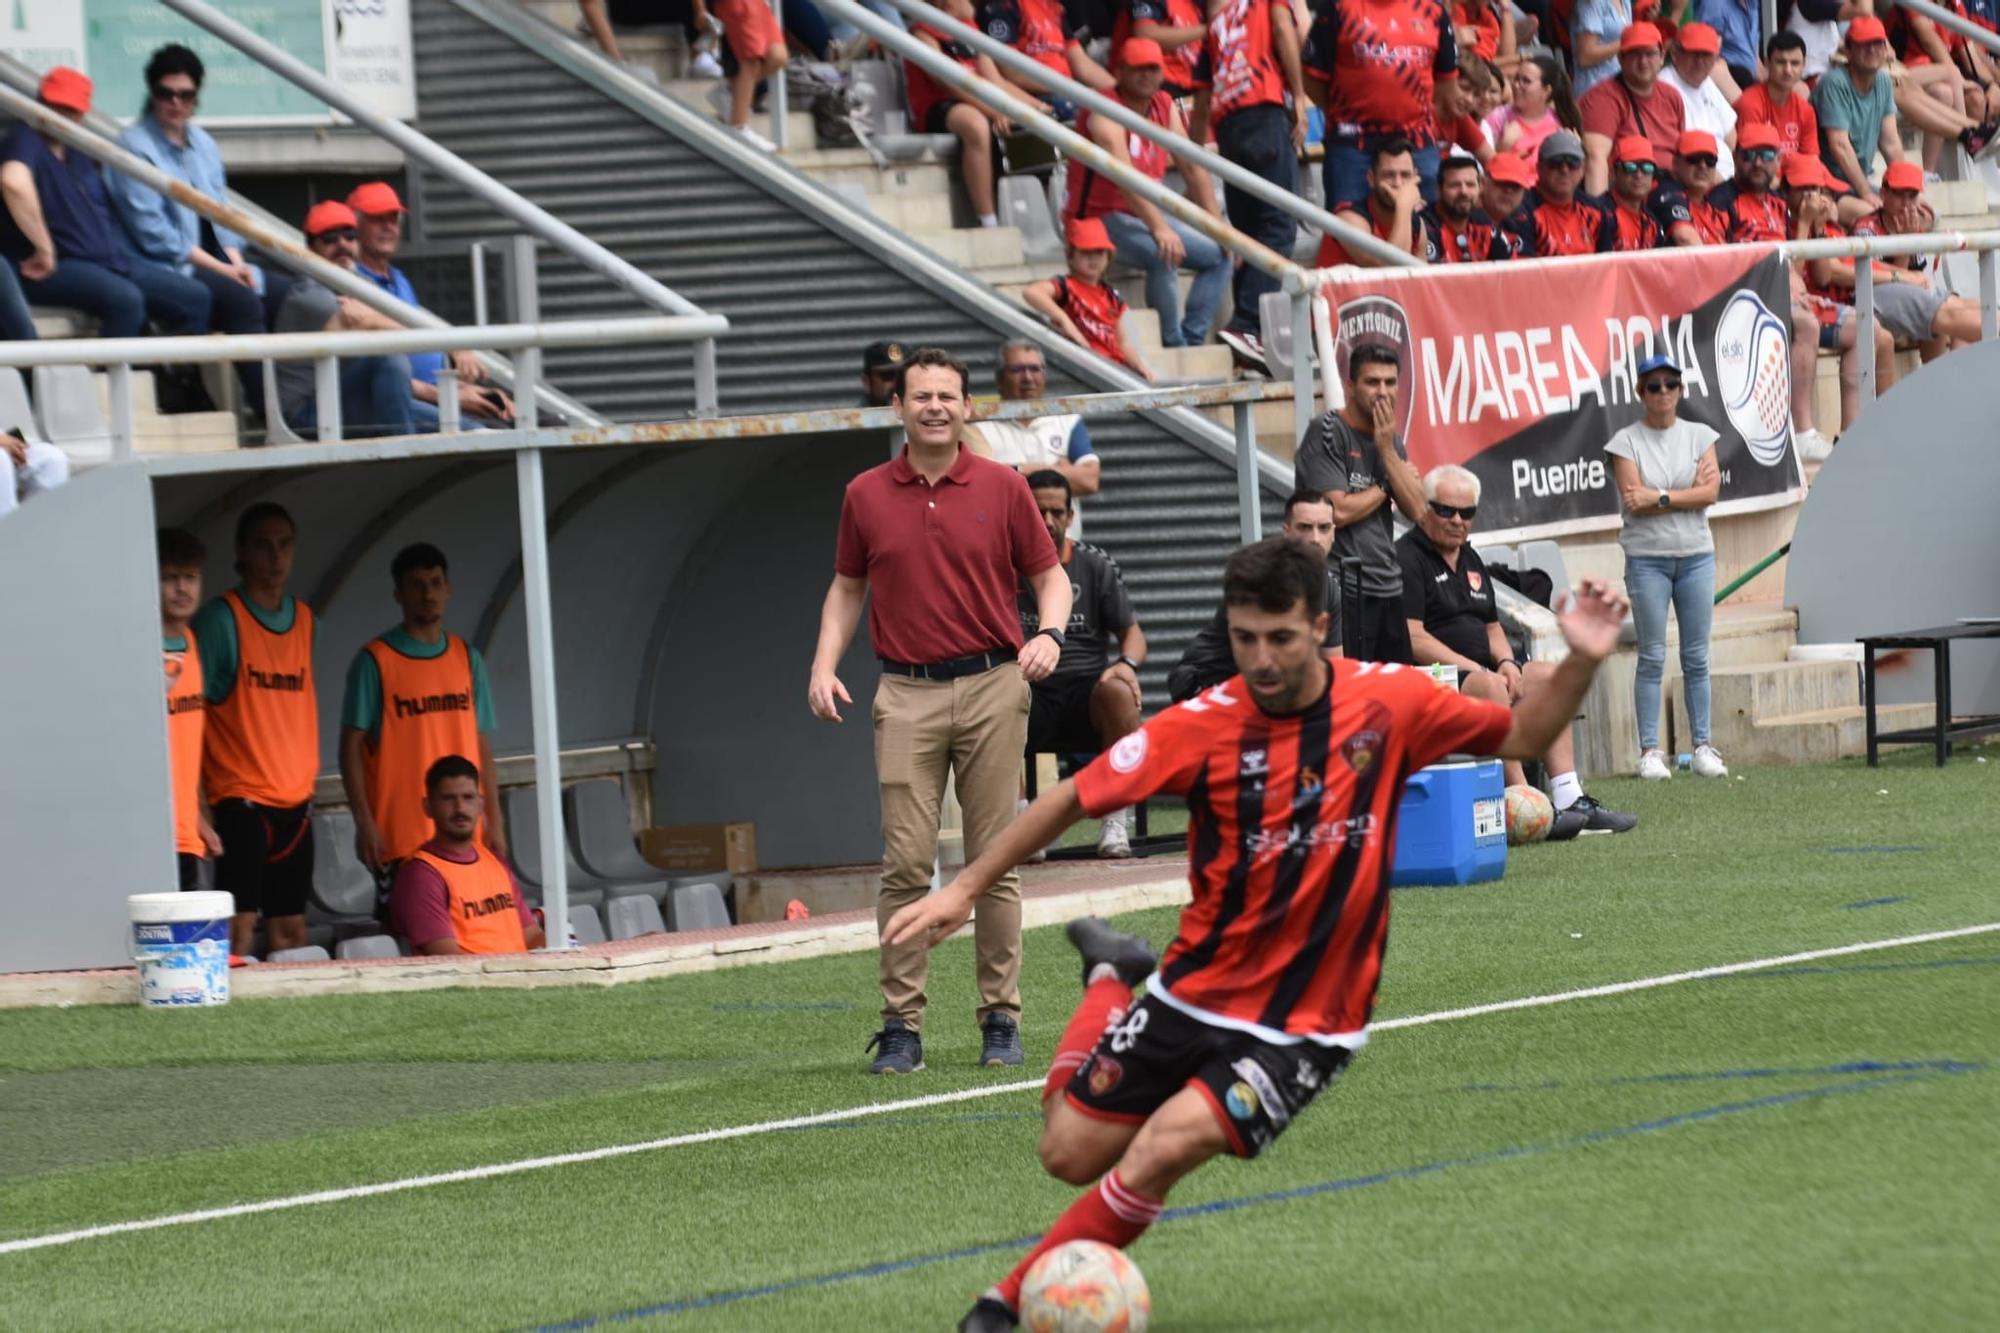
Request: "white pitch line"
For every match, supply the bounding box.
[3,919,1994,1259]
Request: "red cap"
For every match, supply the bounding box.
[1882,161,1926,193]
[1675,130,1719,159]
[304,201,359,237]
[38,67,91,115]
[345,181,406,217]
[1620,22,1664,52]
[1486,151,1536,186]
[1117,38,1166,68]
[1675,22,1721,54]
[1782,156,1831,189]
[1736,122,1783,151]
[1066,216,1113,251]
[1614,135,1656,165]
[1847,15,1889,44]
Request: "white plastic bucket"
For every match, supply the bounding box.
[129,891,233,1008]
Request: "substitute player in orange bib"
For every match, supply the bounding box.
[888,537,1630,1332]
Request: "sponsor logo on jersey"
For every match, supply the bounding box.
[392,690,471,720]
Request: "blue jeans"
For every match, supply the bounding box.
[0,262,36,343]
[18,257,210,339]
[290,354,419,440]
[1099,210,1229,347]
[1626,551,1716,751]
[1215,103,1297,335]
[1323,138,1441,211]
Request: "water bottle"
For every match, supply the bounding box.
[1677,753,1693,771]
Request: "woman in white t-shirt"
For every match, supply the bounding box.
[1603,353,1728,781]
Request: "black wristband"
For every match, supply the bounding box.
[1036,627,1065,647]
[1497,658,1520,670]
[1116,654,1141,672]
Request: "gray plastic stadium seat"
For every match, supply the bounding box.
[310,811,379,918]
[0,367,43,441]
[267,945,331,963]
[502,786,607,909]
[1475,543,1517,572]
[1257,291,1298,378]
[566,779,661,881]
[262,361,305,444]
[31,366,111,465]
[606,894,668,940]
[666,881,732,931]
[1517,540,1574,603]
[569,903,608,946]
[336,934,402,960]
[1000,175,1064,263]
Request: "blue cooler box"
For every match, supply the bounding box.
[1389,758,1507,887]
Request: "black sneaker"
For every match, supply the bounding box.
[1065,916,1157,990]
[864,1017,924,1074]
[979,1012,1024,1067]
[958,1296,1017,1332]
[1552,794,1638,839]
[1218,327,1270,374]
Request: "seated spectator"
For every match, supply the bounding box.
[1932,1,2000,140]
[347,183,515,428]
[1315,137,1432,267]
[1734,31,1819,168]
[0,261,35,344]
[906,0,1038,228]
[1117,0,1207,96]
[972,339,1100,536]
[1168,488,1342,701]
[1884,3,1996,162]
[578,0,724,80]
[1508,131,1608,256]
[1785,156,1897,436]
[1571,0,1637,96]
[1398,464,1636,837]
[0,426,67,520]
[1579,23,1686,194]
[271,202,429,440]
[1597,135,1667,249]
[1856,161,1988,360]
[1812,18,1910,219]
[1454,0,1519,69]
[1015,470,1145,857]
[1658,23,1738,180]
[1650,130,1734,244]
[1478,149,1536,242]
[1424,155,1519,261]
[160,526,220,891]
[1698,0,1763,90]
[1303,0,1461,209]
[1707,122,1788,240]
[1483,53,1583,162]
[980,0,1116,107]
[390,756,545,956]
[0,68,210,341]
[706,0,790,149]
[1782,0,1852,82]
[1442,58,1503,162]
[1023,217,1154,380]
[107,44,288,418]
[1065,40,1227,349]
[859,338,906,407]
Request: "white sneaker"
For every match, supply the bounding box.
[1691,744,1729,779]
[688,50,724,80]
[1638,748,1672,781]
[731,124,777,151]
[1096,812,1132,859]
[1793,427,1833,463]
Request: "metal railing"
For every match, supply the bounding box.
[156,0,726,416]
[1891,0,2000,59]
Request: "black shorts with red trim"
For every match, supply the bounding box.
[1064,990,1353,1158]
[211,798,314,919]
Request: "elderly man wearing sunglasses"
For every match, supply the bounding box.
[1604,352,1726,782]
[1397,464,1638,839]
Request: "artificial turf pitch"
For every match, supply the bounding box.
[2,753,1996,1330]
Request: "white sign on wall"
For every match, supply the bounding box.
[327,0,416,122]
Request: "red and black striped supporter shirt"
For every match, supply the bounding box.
[1508,190,1607,257]
[1595,199,1663,252]
[1707,180,1790,244]
[1301,0,1460,146]
[1193,0,1291,122]
[1647,181,1734,246]
[1072,660,1512,1046]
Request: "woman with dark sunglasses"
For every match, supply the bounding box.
[105,44,288,415]
[1603,352,1727,782]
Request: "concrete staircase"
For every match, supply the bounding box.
[23,311,240,462]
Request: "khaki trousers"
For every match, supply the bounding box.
[872,664,1030,1031]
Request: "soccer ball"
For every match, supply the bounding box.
[1505,784,1554,845]
[1019,1240,1151,1333]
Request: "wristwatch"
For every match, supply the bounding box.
[1656,491,1671,509]
[1116,654,1142,672]
[1036,627,1066,647]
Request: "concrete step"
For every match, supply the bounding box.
[30,308,94,339]
[1151,343,1234,382]
[91,370,162,418]
[1704,657,1862,723]
[1738,701,1937,767]
[914,225,1026,270]
[862,191,958,232]
[137,411,241,454]
[786,150,956,196]
[1927,178,1988,216]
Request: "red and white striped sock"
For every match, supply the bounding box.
[1043,976,1131,1102]
[992,1170,1163,1310]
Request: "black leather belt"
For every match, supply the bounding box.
[880,648,1013,680]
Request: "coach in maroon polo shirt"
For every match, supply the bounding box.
[809,347,1074,1076]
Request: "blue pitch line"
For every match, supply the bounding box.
[529,1066,1971,1330]
[1844,897,1911,910]
[1457,1058,1982,1096]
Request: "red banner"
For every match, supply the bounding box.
[1321,247,1805,538]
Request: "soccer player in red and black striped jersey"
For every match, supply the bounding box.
[901,538,1631,1333]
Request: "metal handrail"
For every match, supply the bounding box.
[156,0,725,416]
[860,0,1423,272]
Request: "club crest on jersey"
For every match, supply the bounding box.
[1467,570,1483,592]
[1342,729,1383,774]
[163,654,185,690]
[1109,730,1148,773]
[1086,1054,1124,1097]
